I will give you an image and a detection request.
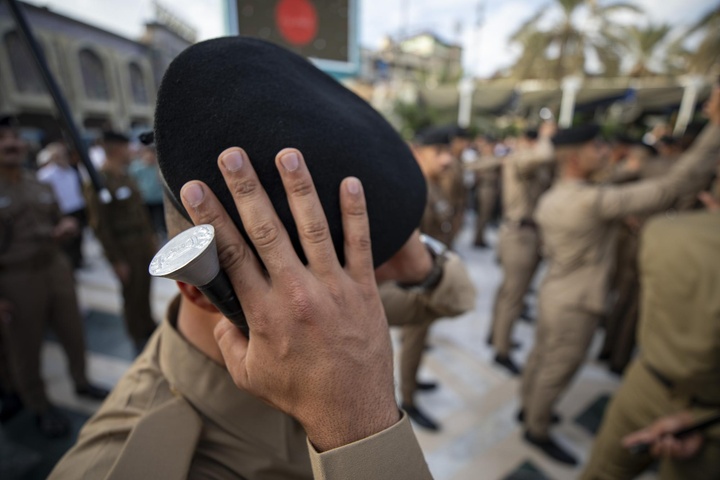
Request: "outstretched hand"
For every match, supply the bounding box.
[179,147,399,452]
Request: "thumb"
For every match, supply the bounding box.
[214,317,250,388]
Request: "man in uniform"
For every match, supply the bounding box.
[521,86,720,466]
[0,114,107,438]
[36,142,87,269]
[51,37,434,479]
[437,125,473,248]
[381,126,477,431]
[473,135,501,248]
[580,204,720,480]
[488,123,555,375]
[85,131,157,351]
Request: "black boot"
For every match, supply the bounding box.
[415,381,438,392]
[523,431,578,466]
[494,354,521,375]
[401,404,440,431]
[516,409,561,425]
[0,392,24,423]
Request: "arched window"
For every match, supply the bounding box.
[4,31,44,94]
[129,62,148,104]
[79,49,110,100]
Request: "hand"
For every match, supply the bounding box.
[698,191,720,212]
[180,147,399,452]
[374,230,433,284]
[52,216,79,240]
[113,262,131,284]
[539,121,557,139]
[0,299,13,324]
[704,85,720,126]
[623,412,704,460]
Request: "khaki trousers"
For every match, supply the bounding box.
[118,238,157,344]
[521,301,599,437]
[0,252,88,412]
[474,184,497,244]
[581,359,720,480]
[380,284,437,405]
[491,224,541,355]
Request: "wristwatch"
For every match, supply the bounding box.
[397,234,448,293]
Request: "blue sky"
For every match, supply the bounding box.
[23,0,716,77]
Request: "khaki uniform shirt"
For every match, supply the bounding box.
[0,172,60,268]
[501,138,554,223]
[84,169,154,263]
[638,211,720,406]
[50,297,432,480]
[382,253,477,327]
[535,124,720,314]
[421,181,456,247]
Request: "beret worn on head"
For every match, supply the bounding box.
[552,124,601,147]
[413,125,453,146]
[155,36,426,267]
[0,114,18,129]
[103,130,130,143]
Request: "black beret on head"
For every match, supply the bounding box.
[0,114,18,129]
[155,36,426,267]
[413,125,453,146]
[524,129,539,140]
[103,130,130,143]
[552,124,601,147]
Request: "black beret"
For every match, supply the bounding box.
[524,129,538,140]
[103,130,130,143]
[154,36,426,267]
[0,114,18,129]
[552,124,601,147]
[413,125,453,146]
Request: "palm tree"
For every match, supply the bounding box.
[684,4,720,74]
[507,0,642,80]
[623,23,672,76]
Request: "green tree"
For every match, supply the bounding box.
[685,4,720,74]
[623,23,672,76]
[507,0,642,80]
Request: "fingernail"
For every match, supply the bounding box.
[346,177,361,195]
[280,152,299,172]
[222,151,244,172]
[182,183,204,207]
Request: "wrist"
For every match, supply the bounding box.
[303,396,400,452]
[397,235,447,292]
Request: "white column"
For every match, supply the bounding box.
[674,75,704,136]
[558,75,582,128]
[458,77,475,128]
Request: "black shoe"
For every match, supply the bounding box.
[597,350,611,362]
[523,431,578,466]
[36,407,70,439]
[519,311,534,323]
[75,383,110,401]
[0,392,24,423]
[402,404,440,431]
[474,239,488,249]
[516,409,561,425]
[416,381,438,392]
[494,354,522,376]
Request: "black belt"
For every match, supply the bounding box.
[505,218,537,229]
[644,361,720,409]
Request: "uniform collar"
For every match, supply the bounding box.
[158,296,302,455]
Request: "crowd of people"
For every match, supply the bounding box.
[0,34,718,479]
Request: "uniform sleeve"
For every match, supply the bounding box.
[465,155,502,173]
[84,182,123,263]
[308,412,433,480]
[595,124,720,220]
[380,253,477,327]
[513,138,555,176]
